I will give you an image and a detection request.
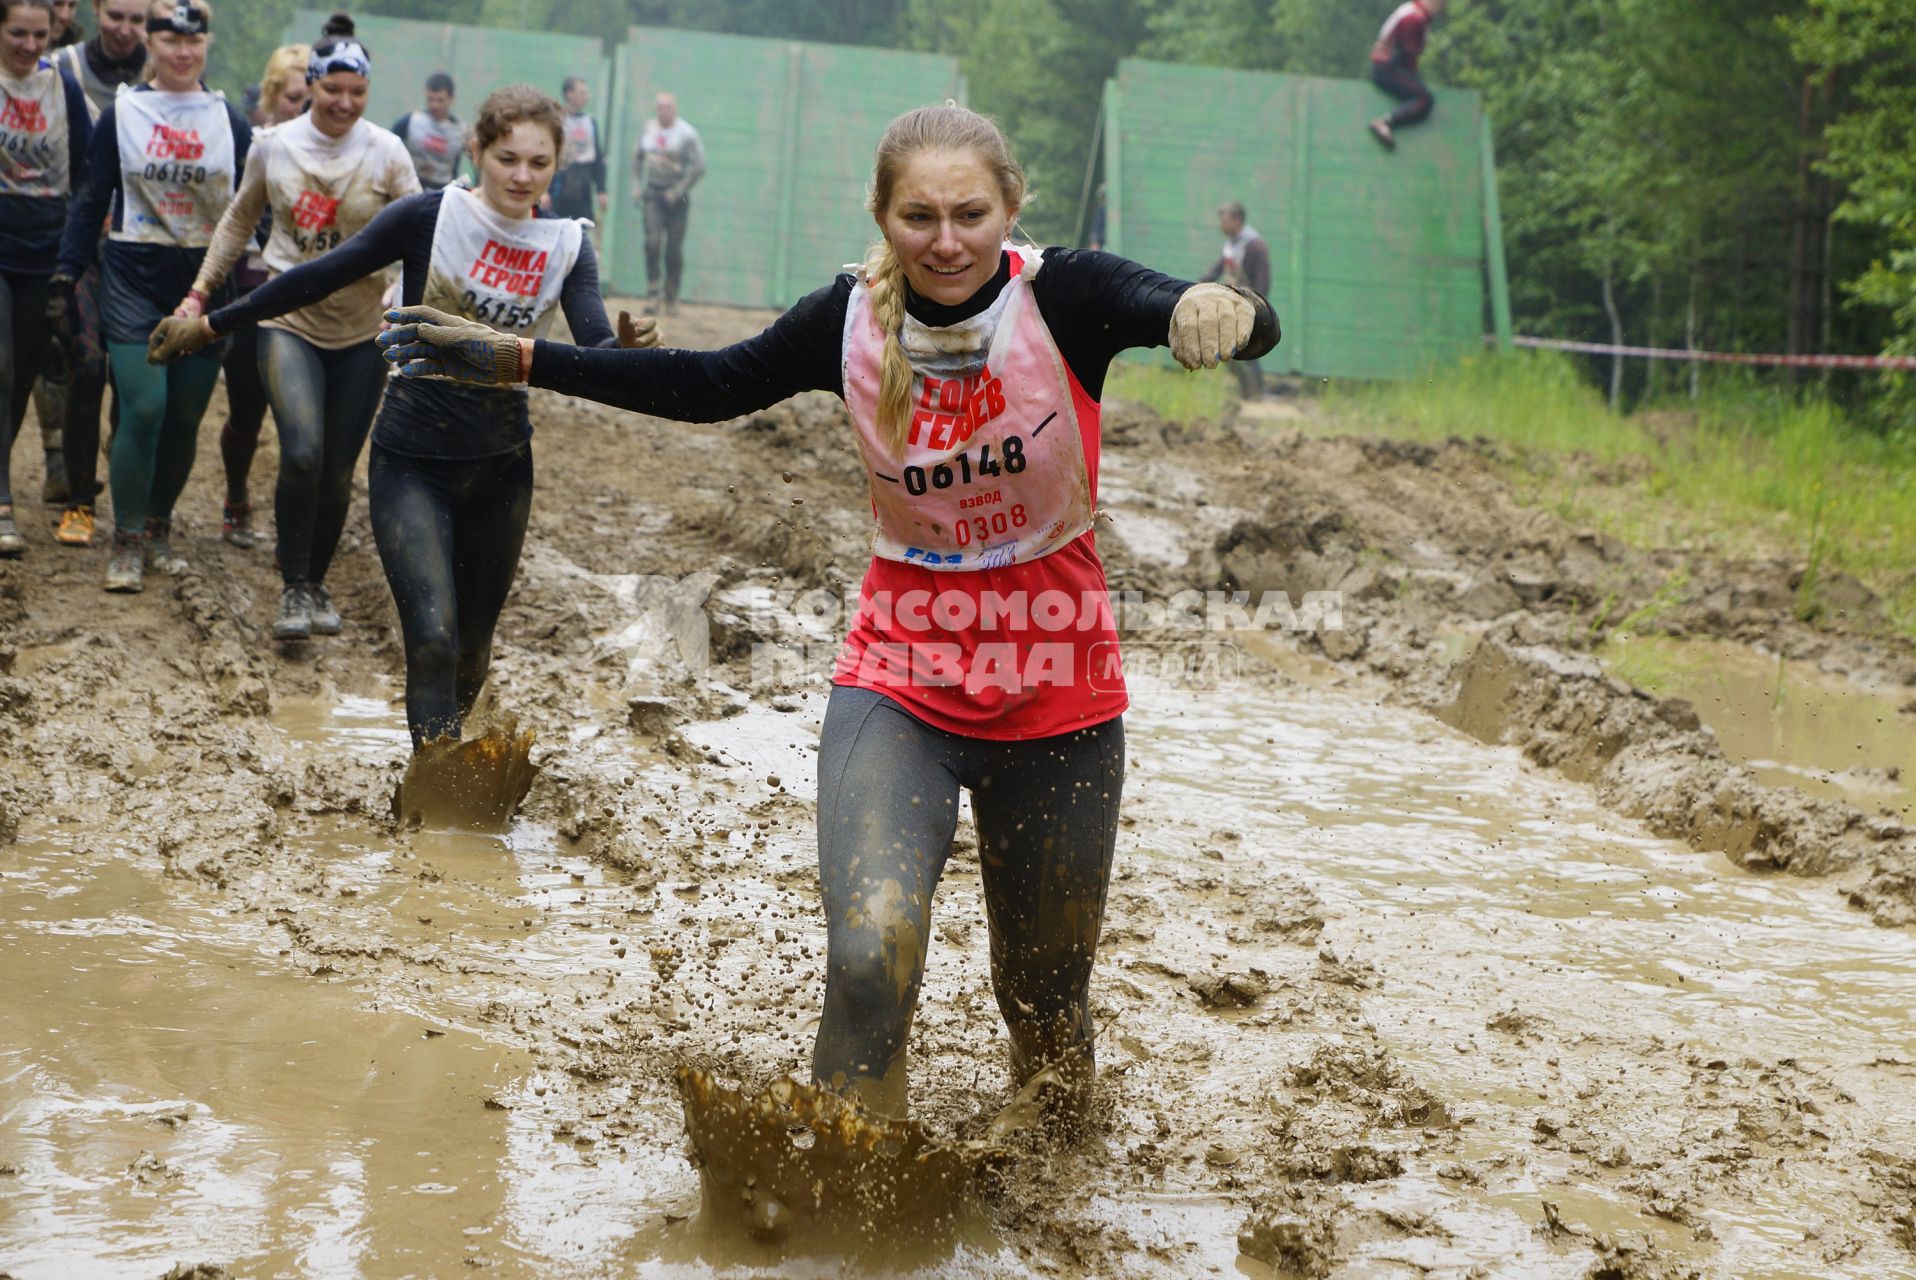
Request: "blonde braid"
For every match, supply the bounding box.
[863,240,914,455]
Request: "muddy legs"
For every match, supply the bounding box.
[811,687,1125,1124]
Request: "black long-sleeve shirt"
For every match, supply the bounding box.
[529,248,1279,422]
[211,188,618,458]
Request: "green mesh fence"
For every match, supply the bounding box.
[1103,59,1507,380]
[607,29,964,308]
[287,10,609,186]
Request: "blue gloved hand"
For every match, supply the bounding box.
[377,305,524,384]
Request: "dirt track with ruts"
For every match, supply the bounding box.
[3,303,1915,1278]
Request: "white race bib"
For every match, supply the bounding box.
[842,248,1095,571]
[417,185,584,382]
[0,65,69,199]
[261,116,385,265]
[112,87,234,247]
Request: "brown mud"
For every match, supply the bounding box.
[2,303,1915,1277]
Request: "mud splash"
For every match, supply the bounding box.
[395,723,541,831]
[676,1067,987,1247]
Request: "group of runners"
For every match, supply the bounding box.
[5,0,1282,1124]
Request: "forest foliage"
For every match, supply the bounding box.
[190,0,1916,422]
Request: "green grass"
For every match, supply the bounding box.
[1104,360,1239,426]
[1320,352,1916,638]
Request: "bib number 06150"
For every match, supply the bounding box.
[903,436,1026,496]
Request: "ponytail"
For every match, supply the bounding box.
[862,240,915,455]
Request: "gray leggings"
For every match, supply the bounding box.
[813,685,1124,1116]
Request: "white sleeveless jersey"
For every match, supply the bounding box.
[112,87,235,248]
[417,185,585,377]
[841,247,1095,571]
[0,64,71,199]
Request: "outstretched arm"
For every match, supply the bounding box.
[379,277,850,421]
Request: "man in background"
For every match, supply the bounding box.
[41,0,145,513]
[632,92,704,314]
[549,75,607,231]
[393,72,466,191]
[1201,201,1271,399]
[1368,0,1445,150]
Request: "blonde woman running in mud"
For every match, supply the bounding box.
[166,13,421,640]
[151,84,655,744]
[376,104,1279,1123]
[51,0,250,590]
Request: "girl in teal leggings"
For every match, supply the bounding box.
[52,0,249,591]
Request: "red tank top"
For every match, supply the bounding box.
[833,248,1128,740]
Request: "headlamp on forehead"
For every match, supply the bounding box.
[307,40,373,84]
[146,4,209,35]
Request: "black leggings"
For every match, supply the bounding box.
[220,322,270,507]
[0,270,53,509]
[368,443,532,749]
[54,260,110,507]
[813,685,1125,1117]
[1373,61,1434,128]
[258,329,386,586]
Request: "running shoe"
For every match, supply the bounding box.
[273,583,312,641]
[0,507,22,557]
[143,517,187,575]
[55,505,95,547]
[222,499,257,548]
[307,582,342,635]
[1368,118,1396,150]
[105,531,143,592]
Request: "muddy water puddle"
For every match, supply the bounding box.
[1600,633,1916,820]
[1125,652,1916,1276]
[8,663,1916,1276]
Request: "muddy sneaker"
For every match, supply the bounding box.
[55,504,95,547]
[222,499,257,548]
[273,583,313,641]
[143,516,187,575]
[307,582,342,635]
[0,507,23,557]
[104,531,143,592]
[41,449,69,506]
[1368,117,1396,150]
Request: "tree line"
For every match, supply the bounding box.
[209,0,1916,425]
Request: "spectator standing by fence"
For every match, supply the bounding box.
[393,71,464,191]
[632,91,702,314]
[548,74,605,230]
[1201,201,1270,398]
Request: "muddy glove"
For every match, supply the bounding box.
[45,274,75,347]
[617,309,659,349]
[148,315,219,364]
[377,305,524,384]
[1169,282,1256,370]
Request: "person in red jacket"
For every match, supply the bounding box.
[1367,0,1445,150]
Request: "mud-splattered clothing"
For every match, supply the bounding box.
[813,685,1123,1109]
[57,85,253,343]
[194,115,420,349]
[391,109,464,191]
[527,246,1278,740]
[57,85,250,537]
[208,186,617,458]
[0,61,92,273]
[49,39,143,123]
